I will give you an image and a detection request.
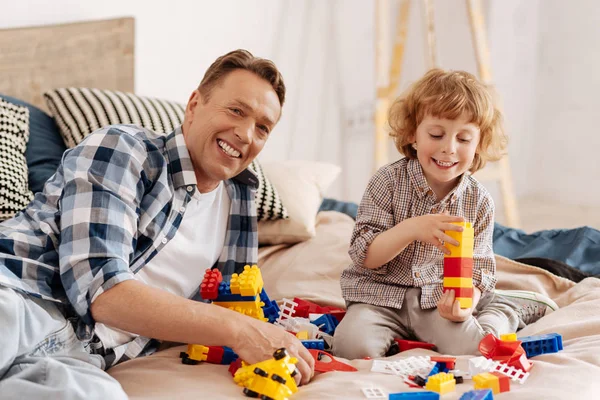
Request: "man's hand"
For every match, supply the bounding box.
[437,287,481,322]
[231,316,315,385]
[404,214,465,255]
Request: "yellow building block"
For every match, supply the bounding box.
[473,372,500,394]
[501,333,518,341]
[456,297,473,308]
[443,277,473,288]
[296,331,309,340]
[230,265,264,297]
[186,344,209,362]
[425,372,456,395]
[213,298,267,321]
[446,238,474,258]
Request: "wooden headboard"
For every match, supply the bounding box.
[0,17,134,112]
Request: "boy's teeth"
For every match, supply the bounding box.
[218,140,240,157]
[436,159,455,167]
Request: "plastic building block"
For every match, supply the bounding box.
[291,297,345,319]
[214,281,257,302]
[308,349,357,372]
[389,392,440,399]
[361,387,386,398]
[444,222,474,309]
[180,344,209,364]
[259,289,280,323]
[221,346,239,365]
[205,346,225,364]
[296,331,309,340]
[234,348,298,400]
[500,333,517,342]
[459,389,494,400]
[478,333,532,372]
[213,298,267,321]
[229,358,243,376]
[468,356,530,384]
[430,356,456,370]
[371,357,434,377]
[230,264,264,297]
[395,339,437,352]
[311,314,339,335]
[517,333,563,358]
[199,269,223,300]
[301,340,325,350]
[473,372,510,394]
[425,372,456,395]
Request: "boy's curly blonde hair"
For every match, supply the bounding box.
[388,68,508,173]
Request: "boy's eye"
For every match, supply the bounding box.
[458,138,472,143]
[429,133,443,139]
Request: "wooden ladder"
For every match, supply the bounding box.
[375,0,520,227]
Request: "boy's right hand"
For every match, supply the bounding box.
[404,214,465,255]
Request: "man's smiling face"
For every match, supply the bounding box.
[181,69,281,192]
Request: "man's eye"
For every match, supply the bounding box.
[258,125,270,134]
[230,108,242,115]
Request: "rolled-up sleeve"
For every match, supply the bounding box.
[348,168,396,269]
[58,127,149,325]
[472,193,497,293]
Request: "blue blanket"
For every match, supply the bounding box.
[319,198,600,275]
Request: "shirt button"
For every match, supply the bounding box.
[414,272,421,278]
[186,186,193,192]
[161,238,168,244]
[180,206,186,213]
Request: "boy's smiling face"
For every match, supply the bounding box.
[412,113,481,199]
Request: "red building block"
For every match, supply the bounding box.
[444,257,474,277]
[200,269,223,300]
[395,339,437,352]
[205,346,225,364]
[229,358,243,376]
[430,356,457,370]
[443,286,474,298]
[479,333,532,372]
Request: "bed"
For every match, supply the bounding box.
[2,17,600,400]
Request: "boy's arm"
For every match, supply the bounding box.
[472,194,497,293]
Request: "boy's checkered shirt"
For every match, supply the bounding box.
[341,157,496,310]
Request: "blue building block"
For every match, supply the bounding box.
[311,314,339,336]
[221,346,238,365]
[518,333,563,358]
[215,281,257,302]
[427,361,449,377]
[259,289,280,323]
[301,340,325,350]
[459,389,494,400]
[389,391,440,399]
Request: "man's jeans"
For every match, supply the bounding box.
[0,287,127,399]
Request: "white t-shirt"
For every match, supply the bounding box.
[94,182,231,349]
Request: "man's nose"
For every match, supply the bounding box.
[234,121,253,143]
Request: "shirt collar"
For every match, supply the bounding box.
[164,126,197,190]
[407,157,469,203]
[164,126,259,191]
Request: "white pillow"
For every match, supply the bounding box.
[258,160,341,245]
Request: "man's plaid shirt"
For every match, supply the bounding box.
[341,158,496,310]
[0,125,258,367]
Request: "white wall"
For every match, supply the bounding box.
[2,0,599,209]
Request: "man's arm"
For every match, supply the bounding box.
[91,280,314,384]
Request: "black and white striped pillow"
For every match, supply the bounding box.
[43,88,288,221]
[0,99,34,220]
[249,160,288,221]
[44,88,186,148]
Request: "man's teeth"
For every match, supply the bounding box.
[218,140,240,158]
[435,159,455,167]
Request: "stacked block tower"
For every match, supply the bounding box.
[444,221,474,309]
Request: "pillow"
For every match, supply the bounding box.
[258,160,341,245]
[43,87,186,148]
[0,99,35,220]
[43,87,288,221]
[0,95,67,194]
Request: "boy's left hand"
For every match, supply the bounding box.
[437,287,481,322]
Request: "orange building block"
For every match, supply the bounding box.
[473,371,510,394]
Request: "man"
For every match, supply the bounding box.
[0,50,314,399]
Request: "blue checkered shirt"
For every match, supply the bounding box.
[0,125,259,367]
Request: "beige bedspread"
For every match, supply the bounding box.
[108,212,600,399]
